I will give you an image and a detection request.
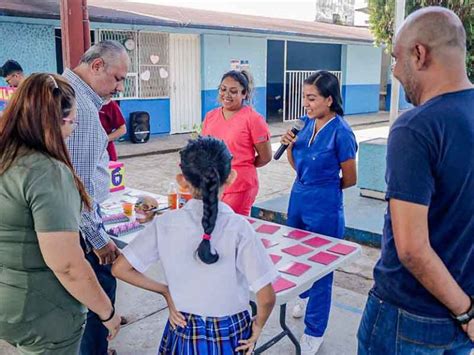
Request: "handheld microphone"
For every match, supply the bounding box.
[273,119,305,160]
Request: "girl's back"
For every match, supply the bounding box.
[123,198,276,318]
[113,136,277,354]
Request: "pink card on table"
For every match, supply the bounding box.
[308,252,340,265]
[269,254,282,264]
[281,244,313,257]
[286,229,311,240]
[279,261,312,277]
[303,236,331,248]
[256,224,281,235]
[261,238,279,249]
[246,218,256,224]
[327,243,357,255]
[272,277,296,293]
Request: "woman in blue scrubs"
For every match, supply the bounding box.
[281,71,357,354]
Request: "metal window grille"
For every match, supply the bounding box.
[284,70,343,121]
[97,30,170,99]
[138,32,170,98]
[96,30,137,99]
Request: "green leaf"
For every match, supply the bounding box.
[368,0,473,81]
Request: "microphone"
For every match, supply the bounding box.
[273,119,305,160]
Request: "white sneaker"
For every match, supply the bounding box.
[300,334,324,355]
[292,299,306,318]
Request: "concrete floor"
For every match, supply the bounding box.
[0,115,387,354]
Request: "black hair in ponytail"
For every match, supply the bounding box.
[179,136,233,265]
[219,69,254,104]
[304,70,344,116]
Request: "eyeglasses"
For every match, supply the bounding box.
[63,118,78,130]
[5,73,17,86]
[219,86,241,97]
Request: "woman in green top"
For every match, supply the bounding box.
[0,73,121,354]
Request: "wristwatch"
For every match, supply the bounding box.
[451,296,474,325]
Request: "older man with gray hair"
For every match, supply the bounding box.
[64,40,129,355]
[357,7,473,355]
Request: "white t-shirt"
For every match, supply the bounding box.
[122,199,278,317]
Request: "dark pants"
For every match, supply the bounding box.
[357,291,473,354]
[80,238,117,355]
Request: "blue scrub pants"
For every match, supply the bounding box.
[299,273,334,337]
[287,183,344,337]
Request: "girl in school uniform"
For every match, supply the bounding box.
[112,136,277,354]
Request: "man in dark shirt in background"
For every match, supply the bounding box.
[358,6,473,354]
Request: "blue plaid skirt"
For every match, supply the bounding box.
[158,310,252,355]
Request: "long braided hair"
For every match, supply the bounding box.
[179,137,233,264]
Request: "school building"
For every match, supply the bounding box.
[0,0,407,137]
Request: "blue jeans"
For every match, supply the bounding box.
[79,238,117,355]
[357,291,473,355]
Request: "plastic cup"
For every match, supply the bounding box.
[122,202,134,217]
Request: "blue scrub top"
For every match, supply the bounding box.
[287,115,357,237]
[292,115,357,188]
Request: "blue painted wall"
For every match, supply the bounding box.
[201,34,267,119]
[118,99,171,136]
[266,40,285,117]
[287,42,341,71]
[0,17,387,131]
[341,45,382,115]
[267,41,285,84]
[342,84,380,114]
[0,22,56,86]
[386,84,413,110]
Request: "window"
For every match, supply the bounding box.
[138,32,169,98]
[98,30,169,99]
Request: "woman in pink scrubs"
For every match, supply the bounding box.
[202,70,272,215]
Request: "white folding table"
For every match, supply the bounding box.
[102,187,362,354]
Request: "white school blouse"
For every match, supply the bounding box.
[122,199,278,317]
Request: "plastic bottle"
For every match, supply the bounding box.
[178,185,192,208]
[168,182,178,210]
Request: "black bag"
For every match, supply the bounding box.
[129,111,150,144]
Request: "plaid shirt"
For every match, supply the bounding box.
[64,69,110,250]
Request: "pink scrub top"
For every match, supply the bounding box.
[202,105,270,193]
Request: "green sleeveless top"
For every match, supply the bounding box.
[0,152,86,323]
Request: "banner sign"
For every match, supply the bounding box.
[0,86,15,111]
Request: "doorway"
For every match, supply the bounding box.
[169,34,201,134]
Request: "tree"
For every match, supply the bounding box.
[368,0,474,80]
